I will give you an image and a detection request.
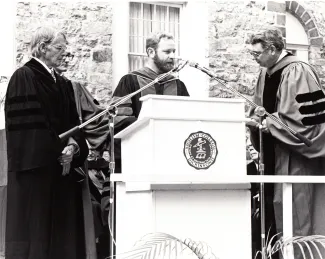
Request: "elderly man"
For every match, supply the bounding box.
[5,27,89,259]
[248,28,325,258]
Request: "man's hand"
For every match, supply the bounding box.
[261,119,270,133]
[58,145,75,175]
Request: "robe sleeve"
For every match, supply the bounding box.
[5,68,61,171]
[266,62,325,158]
[71,81,110,151]
[111,74,138,133]
[176,80,190,97]
[60,79,89,168]
[105,75,138,161]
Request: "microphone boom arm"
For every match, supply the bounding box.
[190,63,312,147]
[59,61,188,141]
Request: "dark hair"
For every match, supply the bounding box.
[145,32,174,56]
[249,28,285,51]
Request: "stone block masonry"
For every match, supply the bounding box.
[16,2,113,106]
[15,1,325,105]
[208,0,325,100]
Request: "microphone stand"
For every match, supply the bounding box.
[188,63,312,147]
[190,65,313,259]
[59,61,188,141]
[107,113,116,258]
[255,107,266,259]
[58,61,188,258]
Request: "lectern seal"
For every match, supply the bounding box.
[183,131,217,170]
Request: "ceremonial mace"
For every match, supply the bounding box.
[188,61,312,259]
[59,60,189,258]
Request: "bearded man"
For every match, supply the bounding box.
[100,32,190,225]
[113,32,189,116]
[110,32,189,172]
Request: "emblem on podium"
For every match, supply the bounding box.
[183,131,218,170]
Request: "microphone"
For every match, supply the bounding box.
[188,61,223,77]
[188,61,313,147]
[172,60,189,73]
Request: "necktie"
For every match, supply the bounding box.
[50,69,56,83]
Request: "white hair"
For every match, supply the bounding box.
[30,26,67,58]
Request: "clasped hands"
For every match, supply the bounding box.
[57,137,78,175]
[260,119,270,133]
[250,117,270,134]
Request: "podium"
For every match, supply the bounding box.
[112,95,251,259]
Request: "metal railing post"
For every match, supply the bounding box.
[283,183,294,259]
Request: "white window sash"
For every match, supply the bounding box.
[129,2,183,71]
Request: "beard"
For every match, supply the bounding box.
[153,54,174,73]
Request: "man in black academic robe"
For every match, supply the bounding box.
[113,32,188,168]
[248,28,325,259]
[5,27,88,259]
[55,58,111,259]
[101,32,189,223]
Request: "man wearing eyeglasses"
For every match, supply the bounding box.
[5,27,89,259]
[54,53,112,259]
[248,28,325,258]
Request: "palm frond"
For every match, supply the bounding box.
[183,238,217,259]
[111,232,218,259]
[265,235,325,259]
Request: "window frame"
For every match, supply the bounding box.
[128,1,184,71]
[285,12,309,63]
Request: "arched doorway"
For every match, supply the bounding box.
[286,12,309,62]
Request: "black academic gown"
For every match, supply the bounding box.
[5,58,88,259]
[249,54,325,259]
[100,67,189,225]
[110,66,189,170]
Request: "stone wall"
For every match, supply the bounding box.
[297,1,325,83]
[284,1,325,86]
[208,0,325,105]
[15,2,113,106]
[208,0,268,105]
[14,1,325,106]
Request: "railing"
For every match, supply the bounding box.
[246,175,325,259]
[111,173,325,259]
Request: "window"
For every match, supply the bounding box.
[286,12,309,62]
[129,2,182,71]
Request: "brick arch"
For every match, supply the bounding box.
[286,1,323,46]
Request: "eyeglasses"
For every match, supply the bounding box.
[249,50,263,58]
[248,47,271,58]
[64,52,74,62]
[50,44,68,52]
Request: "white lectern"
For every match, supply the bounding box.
[112,95,251,259]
